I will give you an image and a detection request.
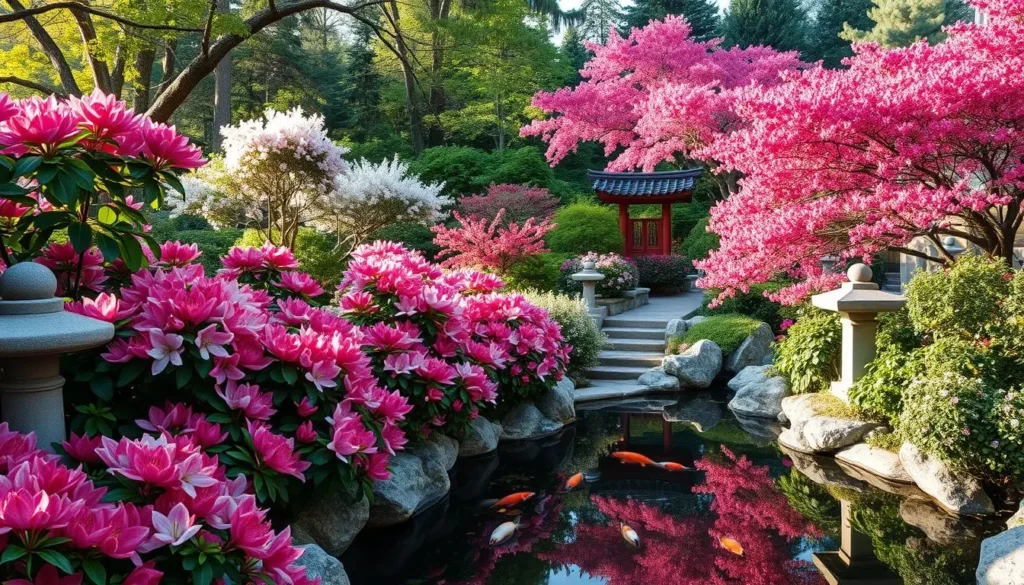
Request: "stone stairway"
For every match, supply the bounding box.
[577,316,670,402]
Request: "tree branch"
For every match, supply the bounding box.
[0,2,204,32]
[0,75,66,97]
[5,0,81,96]
[201,0,217,57]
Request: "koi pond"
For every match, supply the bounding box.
[342,388,1006,585]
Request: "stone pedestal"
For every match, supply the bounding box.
[571,261,605,314]
[0,262,114,450]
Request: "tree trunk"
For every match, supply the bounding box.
[156,39,177,99]
[6,0,81,96]
[69,5,111,92]
[133,49,156,112]
[111,45,126,97]
[387,0,425,155]
[426,0,451,147]
[212,0,233,151]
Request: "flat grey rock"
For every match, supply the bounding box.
[536,377,576,423]
[292,482,369,555]
[797,417,880,452]
[727,365,769,392]
[728,376,789,419]
[899,442,994,515]
[725,322,774,373]
[684,316,708,328]
[977,527,1024,585]
[297,544,351,585]
[368,450,450,527]
[780,445,870,493]
[778,428,814,454]
[638,367,680,392]
[500,403,563,441]
[458,416,501,458]
[662,339,722,388]
[665,318,687,340]
[662,396,721,432]
[835,442,913,484]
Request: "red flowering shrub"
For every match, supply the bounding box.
[0,423,316,585]
[457,184,560,226]
[633,254,691,294]
[432,210,554,276]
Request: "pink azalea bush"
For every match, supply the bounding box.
[456,184,560,226]
[559,252,638,298]
[432,209,555,276]
[0,423,316,585]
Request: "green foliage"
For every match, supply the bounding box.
[486,147,556,187]
[670,313,762,355]
[236,228,347,288]
[777,467,841,535]
[621,0,721,41]
[682,217,719,261]
[722,0,810,53]
[840,0,973,48]
[807,0,875,67]
[866,430,903,453]
[340,135,414,163]
[849,342,920,421]
[504,252,570,292]
[170,229,244,275]
[410,146,569,198]
[370,222,441,261]
[905,254,1011,339]
[876,307,920,351]
[699,281,791,330]
[559,253,638,298]
[547,202,624,255]
[671,201,710,242]
[772,307,841,394]
[521,289,607,383]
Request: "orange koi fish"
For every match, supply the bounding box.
[611,451,656,467]
[719,536,744,556]
[563,472,584,491]
[657,461,687,471]
[620,522,640,548]
[490,520,519,546]
[492,491,535,508]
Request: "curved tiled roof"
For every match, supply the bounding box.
[589,168,702,197]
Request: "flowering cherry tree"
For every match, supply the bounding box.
[520,16,805,200]
[432,210,555,275]
[0,90,203,294]
[457,184,560,226]
[698,0,1024,305]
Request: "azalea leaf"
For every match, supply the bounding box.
[36,549,73,574]
[0,544,27,565]
[83,559,107,585]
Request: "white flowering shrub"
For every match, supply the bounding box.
[324,156,448,245]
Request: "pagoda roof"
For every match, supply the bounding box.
[589,168,702,198]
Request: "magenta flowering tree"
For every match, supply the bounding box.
[0,90,203,294]
[432,210,555,276]
[520,16,805,200]
[696,0,1024,305]
[457,184,561,226]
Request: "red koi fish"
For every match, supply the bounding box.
[492,491,535,508]
[611,451,656,467]
[657,461,687,471]
[719,536,744,556]
[563,472,584,491]
[620,522,640,548]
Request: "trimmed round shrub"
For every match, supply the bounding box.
[237,228,347,289]
[683,216,720,261]
[699,281,791,330]
[771,307,841,394]
[370,221,442,261]
[521,289,607,384]
[559,252,638,298]
[634,254,690,293]
[906,253,1010,339]
[504,252,570,292]
[547,202,625,255]
[669,313,762,355]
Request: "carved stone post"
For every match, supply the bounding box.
[571,261,605,314]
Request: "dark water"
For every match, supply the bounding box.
[342,389,1008,585]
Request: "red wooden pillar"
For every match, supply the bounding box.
[619,203,632,256]
[661,202,673,255]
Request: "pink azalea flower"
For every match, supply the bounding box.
[186,413,228,448]
[123,562,163,585]
[196,324,233,360]
[65,292,133,323]
[305,359,341,392]
[176,453,220,498]
[210,353,245,385]
[226,496,273,556]
[260,243,299,270]
[146,328,184,375]
[295,397,318,417]
[247,421,311,481]
[137,118,205,170]
[216,382,277,421]
[61,433,102,464]
[278,271,324,297]
[68,89,140,142]
[416,358,456,385]
[326,403,378,462]
[5,564,83,585]
[0,488,78,532]
[295,421,318,444]
[93,504,151,559]
[157,241,202,267]
[0,96,79,155]
[135,402,192,433]
[96,434,179,488]
[150,502,202,547]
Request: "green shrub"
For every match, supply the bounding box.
[520,289,607,384]
[236,228,347,288]
[547,202,624,255]
[171,229,244,275]
[486,147,554,188]
[504,252,569,292]
[169,214,213,232]
[671,202,710,241]
[849,343,920,421]
[633,254,690,294]
[699,281,792,330]
[411,146,491,197]
[339,135,414,163]
[906,254,1011,339]
[682,217,719,261]
[370,222,441,261]
[876,307,921,351]
[772,307,841,394]
[669,313,762,355]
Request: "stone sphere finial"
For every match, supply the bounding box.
[847,263,873,283]
[0,262,57,300]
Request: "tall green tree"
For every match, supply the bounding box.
[578,0,625,43]
[561,26,591,79]
[722,0,810,53]
[621,0,721,41]
[840,0,972,47]
[808,0,874,67]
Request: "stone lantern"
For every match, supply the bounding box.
[941,235,966,258]
[571,261,605,313]
[0,262,114,450]
[811,263,906,404]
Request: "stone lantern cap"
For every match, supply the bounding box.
[571,261,606,283]
[811,263,907,314]
[0,262,114,357]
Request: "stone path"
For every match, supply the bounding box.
[576,292,703,403]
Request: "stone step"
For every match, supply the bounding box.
[598,350,664,368]
[575,380,650,403]
[588,365,651,381]
[601,327,666,340]
[605,338,667,352]
[602,317,670,329]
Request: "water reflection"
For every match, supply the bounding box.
[342,391,1003,585]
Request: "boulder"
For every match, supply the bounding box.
[899,498,983,545]
[297,544,351,585]
[536,377,576,423]
[500,403,563,441]
[732,413,783,445]
[835,442,913,484]
[458,417,502,458]
[663,340,722,388]
[727,365,770,392]
[292,483,369,556]
[728,376,789,419]
[780,446,871,493]
[796,417,881,452]
[663,395,721,432]
[778,428,814,454]
[1009,501,1024,530]
[685,316,708,328]
[368,451,450,527]
[665,318,687,340]
[725,322,774,373]
[761,352,775,366]
[780,394,829,426]
[898,442,994,515]
[638,367,681,392]
[410,433,459,473]
[977,527,1024,585]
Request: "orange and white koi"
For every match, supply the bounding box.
[611,451,656,467]
[719,536,744,556]
[490,520,519,546]
[563,472,584,491]
[620,522,640,548]
[492,491,535,508]
[657,461,687,471]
